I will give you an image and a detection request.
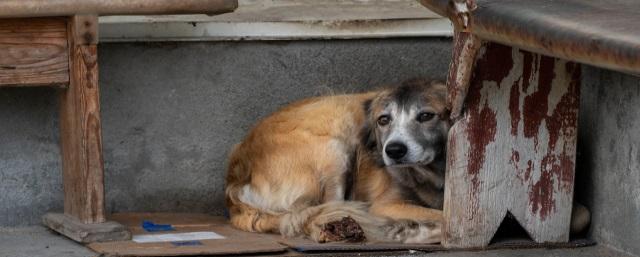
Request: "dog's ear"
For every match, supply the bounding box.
[360,99,377,151]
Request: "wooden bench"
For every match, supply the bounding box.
[418,0,640,248]
[0,0,237,243]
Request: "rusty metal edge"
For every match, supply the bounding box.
[417,0,451,19]
[417,0,640,75]
[0,0,238,18]
[471,30,640,75]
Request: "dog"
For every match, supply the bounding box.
[224,78,590,244]
[225,78,448,243]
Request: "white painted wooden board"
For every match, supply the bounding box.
[444,43,580,248]
[98,0,452,42]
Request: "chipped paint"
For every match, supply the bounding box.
[444,42,580,247]
[529,170,556,220]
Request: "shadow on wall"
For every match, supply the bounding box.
[576,65,640,256]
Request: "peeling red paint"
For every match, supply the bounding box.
[473,43,514,83]
[545,62,581,150]
[460,43,509,208]
[541,154,575,192]
[462,43,513,217]
[447,131,458,176]
[510,150,520,166]
[446,42,581,243]
[466,101,496,196]
[510,149,522,183]
[558,154,575,192]
[522,56,555,143]
[529,170,556,220]
[521,51,535,92]
[525,160,533,181]
[509,78,521,136]
[525,59,580,218]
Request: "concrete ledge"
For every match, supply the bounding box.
[42,213,131,243]
[99,18,452,42]
[98,0,453,42]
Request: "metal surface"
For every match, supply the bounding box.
[0,0,237,18]
[418,0,640,74]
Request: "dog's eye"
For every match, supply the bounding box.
[377,115,391,126]
[417,112,435,122]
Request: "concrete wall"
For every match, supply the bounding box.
[577,66,640,256]
[0,38,452,227]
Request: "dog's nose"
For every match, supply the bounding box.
[385,142,407,160]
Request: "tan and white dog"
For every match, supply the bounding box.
[225,78,449,243]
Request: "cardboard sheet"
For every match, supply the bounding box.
[280,237,595,253]
[87,213,287,256]
[87,212,595,256]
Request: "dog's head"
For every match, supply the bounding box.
[362,78,449,168]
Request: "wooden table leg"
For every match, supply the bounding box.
[444,41,580,248]
[42,15,130,243]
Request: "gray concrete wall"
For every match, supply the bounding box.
[577,66,640,256]
[0,38,452,227]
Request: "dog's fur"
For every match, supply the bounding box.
[225,79,447,243]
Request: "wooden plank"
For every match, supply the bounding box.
[59,15,105,224]
[0,0,238,18]
[0,18,69,87]
[88,213,288,256]
[42,213,130,243]
[444,43,580,248]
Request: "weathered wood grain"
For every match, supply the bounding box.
[70,15,98,45]
[0,18,69,87]
[0,0,238,18]
[444,43,580,248]
[60,15,105,224]
[446,30,482,120]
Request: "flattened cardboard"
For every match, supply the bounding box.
[87,212,595,256]
[87,213,287,256]
[280,237,595,253]
[280,237,443,253]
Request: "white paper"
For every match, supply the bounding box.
[132,231,225,243]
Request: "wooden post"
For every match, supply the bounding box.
[60,14,104,224]
[444,42,580,248]
[43,15,129,243]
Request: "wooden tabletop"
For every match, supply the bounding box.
[0,0,237,18]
